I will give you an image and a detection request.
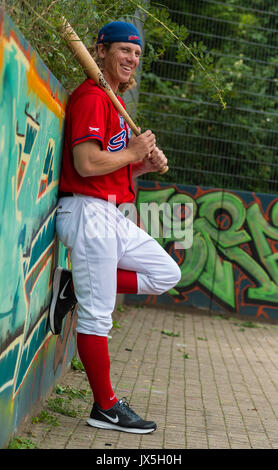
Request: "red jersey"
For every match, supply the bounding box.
[59,79,135,204]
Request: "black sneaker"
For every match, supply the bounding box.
[49,266,77,335]
[87,398,157,434]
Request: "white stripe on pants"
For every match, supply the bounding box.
[56,195,181,336]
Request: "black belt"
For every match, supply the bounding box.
[58,191,73,198]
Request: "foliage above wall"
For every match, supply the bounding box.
[6,1,277,194]
[4,0,227,104]
[139,1,278,193]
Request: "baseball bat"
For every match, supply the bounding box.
[59,17,169,175]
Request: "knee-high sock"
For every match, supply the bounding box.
[77,333,118,410]
[117,269,137,294]
[75,270,136,409]
[72,269,137,295]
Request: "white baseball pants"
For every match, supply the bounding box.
[56,195,181,336]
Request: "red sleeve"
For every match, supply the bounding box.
[70,92,108,149]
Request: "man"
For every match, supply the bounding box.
[50,21,181,434]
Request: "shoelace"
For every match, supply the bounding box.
[70,302,77,316]
[118,397,141,420]
[120,397,129,406]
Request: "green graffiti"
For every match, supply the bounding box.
[197,191,250,247]
[137,187,195,248]
[23,120,38,154]
[137,186,278,312]
[247,203,278,286]
[0,9,71,449]
[165,192,196,245]
[177,232,208,286]
[221,244,278,303]
[137,187,176,246]
[194,217,235,308]
[270,199,278,227]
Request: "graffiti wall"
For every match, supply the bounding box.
[0,9,76,448]
[128,180,278,321]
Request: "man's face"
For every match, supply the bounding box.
[99,42,141,87]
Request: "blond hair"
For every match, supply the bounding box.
[87,43,137,94]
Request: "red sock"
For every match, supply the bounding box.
[77,333,118,410]
[117,269,137,294]
[71,269,137,295]
[75,270,136,409]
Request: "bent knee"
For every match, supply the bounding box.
[152,261,181,295]
[137,257,181,296]
[168,261,181,288]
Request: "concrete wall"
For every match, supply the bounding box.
[0,9,76,448]
[127,180,278,321]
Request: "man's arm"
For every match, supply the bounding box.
[73,130,156,177]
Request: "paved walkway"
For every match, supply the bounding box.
[19,304,278,450]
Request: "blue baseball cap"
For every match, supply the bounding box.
[97,21,142,48]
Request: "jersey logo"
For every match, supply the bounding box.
[89,126,100,132]
[119,115,125,129]
[107,130,127,152]
[127,124,131,139]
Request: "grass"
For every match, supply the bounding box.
[212,314,268,330]
[32,409,59,426]
[47,396,79,417]
[55,384,90,400]
[7,383,90,449]
[8,437,37,449]
[117,304,125,313]
[161,329,180,337]
[71,356,84,371]
[239,321,258,328]
[112,319,121,329]
[46,384,90,418]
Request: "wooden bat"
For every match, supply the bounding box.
[59,17,169,175]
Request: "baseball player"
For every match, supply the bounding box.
[49,21,181,434]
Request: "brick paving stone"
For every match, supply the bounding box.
[17,305,278,450]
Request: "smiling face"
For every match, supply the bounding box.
[98,42,141,92]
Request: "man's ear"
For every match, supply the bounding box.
[97,44,106,59]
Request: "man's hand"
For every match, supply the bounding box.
[143,147,168,173]
[127,130,156,161]
[132,146,168,178]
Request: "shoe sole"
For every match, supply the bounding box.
[86,418,156,434]
[49,266,63,335]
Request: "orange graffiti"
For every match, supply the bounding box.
[0,38,3,73]
[26,55,66,129]
[0,10,3,72]
[256,306,270,320]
